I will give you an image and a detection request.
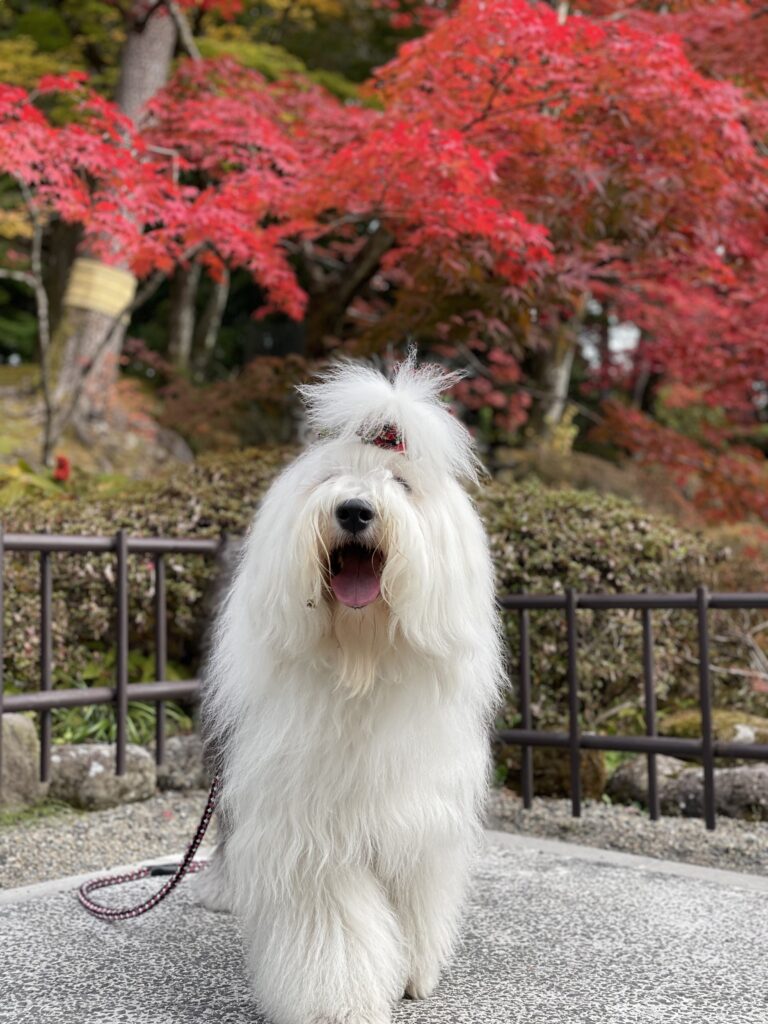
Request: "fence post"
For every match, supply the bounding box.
[641,607,660,821]
[518,608,533,808]
[39,550,52,782]
[0,525,4,799]
[696,586,716,830]
[115,530,129,776]
[566,588,581,818]
[154,552,167,767]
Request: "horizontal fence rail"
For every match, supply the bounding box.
[1,530,767,830]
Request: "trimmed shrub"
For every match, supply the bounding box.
[2,452,763,736]
[1,449,294,712]
[486,480,763,729]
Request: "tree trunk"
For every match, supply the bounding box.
[168,262,202,372]
[192,268,230,376]
[525,328,577,445]
[45,3,177,461]
[303,226,394,357]
[43,219,81,334]
[114,3,178,121]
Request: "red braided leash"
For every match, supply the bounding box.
[77,775,220,922]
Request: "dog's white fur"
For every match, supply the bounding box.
[197,357,504,1024]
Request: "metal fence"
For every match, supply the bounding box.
[2,530,768,830]
[498,590,768,830]
[0,529,221,786]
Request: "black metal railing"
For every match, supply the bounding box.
[0,529,220,786]
[2,530,768,830]
[498,590,768,830]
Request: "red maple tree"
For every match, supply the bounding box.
[1,0,767,526]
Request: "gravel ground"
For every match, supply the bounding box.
[1,787,766,891]
[0,789,218,890]
[487,788,768,874]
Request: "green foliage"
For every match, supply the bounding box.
[0,796,77,829]
[0,460,62,509]
[197,32,362,100]
[1,448,293,705]
[15,7,72,52]
[53,698,193,746]
[484,479,763,728]
[0,1,121,92]
[197,34,310,79]
[50,648,193,744]
[0,37,75,88]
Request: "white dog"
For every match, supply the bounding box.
[198,356,504,1024]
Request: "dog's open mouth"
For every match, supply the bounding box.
[329,543,384,609]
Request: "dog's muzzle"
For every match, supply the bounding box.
[330,500,382,609]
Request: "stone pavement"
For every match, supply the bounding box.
[1,831,766,1024]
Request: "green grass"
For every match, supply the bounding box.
[0,798,79,829]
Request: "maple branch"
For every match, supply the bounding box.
[461,64,517,134]
[165,1,202,62]
[134,1,167,32]
[456,342,604,425]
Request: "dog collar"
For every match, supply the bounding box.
[363,424,406,453]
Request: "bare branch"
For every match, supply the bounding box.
[166,1,202,61]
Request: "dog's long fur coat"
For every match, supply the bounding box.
[197,358,504,1024]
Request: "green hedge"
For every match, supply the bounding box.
[484,480,759,729]
[2,450,761,731]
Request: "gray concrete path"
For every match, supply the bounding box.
[1,831,766,1024]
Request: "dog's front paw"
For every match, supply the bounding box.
[404,966,439,1001]
[190,866,234,914]
[310,1013,389,1024]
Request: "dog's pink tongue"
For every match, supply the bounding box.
[331,550,381,608]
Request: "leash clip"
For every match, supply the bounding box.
[149,863,180,876]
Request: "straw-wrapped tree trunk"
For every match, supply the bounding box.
[45,2,179,460]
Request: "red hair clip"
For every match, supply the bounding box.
[364,424,406,453]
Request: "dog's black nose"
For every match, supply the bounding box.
[336,499,375,535]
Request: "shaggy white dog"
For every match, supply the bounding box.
[198,356,504,1024]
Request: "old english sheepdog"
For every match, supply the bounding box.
[198,356,505,1024]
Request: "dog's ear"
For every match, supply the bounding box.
[382,478,497,661]
[297,356,482,484]
[232,460,330,658]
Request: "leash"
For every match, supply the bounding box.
[77,775,220,922]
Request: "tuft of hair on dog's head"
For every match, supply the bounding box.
[297,351,482,484]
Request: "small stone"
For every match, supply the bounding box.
[152,734,209,792]
[0,713,48,807]
[48,743,156,811]
[497,742,606,799]
[608,755,768,821]
[666,764,768,822]
[607,754,691,806]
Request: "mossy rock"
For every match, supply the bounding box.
[1,452,762,736]
[661,709,768,747]
[495,741,606,800]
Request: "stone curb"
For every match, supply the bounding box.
[0,848,214,907]
[489,829,768,893]
[2,831,767,909]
